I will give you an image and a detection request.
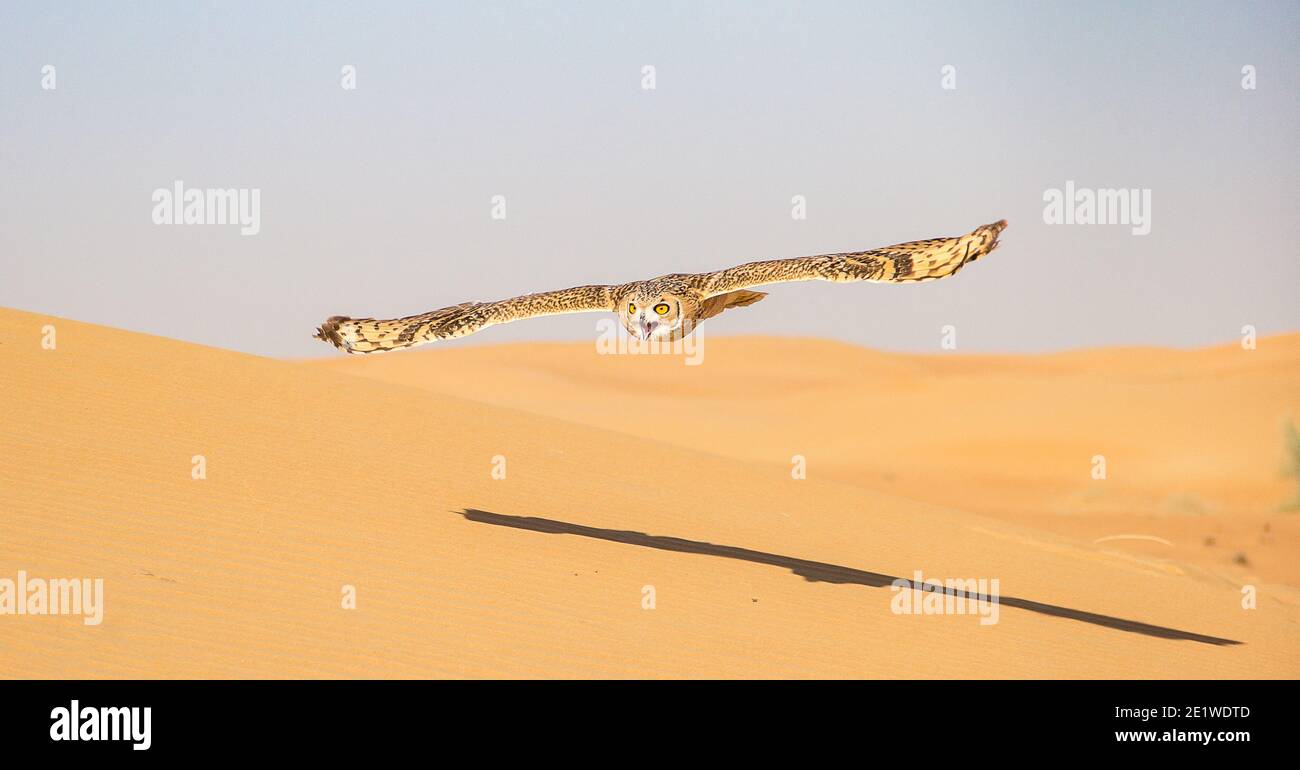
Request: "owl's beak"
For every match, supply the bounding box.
[639,319,655,339]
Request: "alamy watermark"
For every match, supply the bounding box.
[1043,181,1151,235]
[0,570,104,626]
[890,570,1000,626]
[594,318,705,365]
[151,180,261,235]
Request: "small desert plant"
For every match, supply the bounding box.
[1282,419,1300,511]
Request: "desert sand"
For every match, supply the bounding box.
[311,334,1300,588]
[2,306,1298,678]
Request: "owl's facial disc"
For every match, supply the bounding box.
[624,295,681,340]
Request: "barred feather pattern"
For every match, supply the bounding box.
[696,220,1007,296]
[314,220,1006,354]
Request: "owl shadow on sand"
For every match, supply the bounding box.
[458,508,1239,647]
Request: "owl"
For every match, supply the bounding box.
[315,219,1006,353]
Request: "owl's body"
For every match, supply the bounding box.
[315,219,1006,354]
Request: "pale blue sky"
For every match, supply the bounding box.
[2,1,1297,356]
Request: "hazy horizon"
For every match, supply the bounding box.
[3,1,1298,357]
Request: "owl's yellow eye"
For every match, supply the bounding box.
[628,303,636,314]
[653,303,670,316]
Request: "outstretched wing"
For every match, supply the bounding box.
[315,284,616,354]
[694,220,1006,298]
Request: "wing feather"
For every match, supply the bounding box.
[316,220,1006,354]
[315,284,616,354]
[696,220,1006,297]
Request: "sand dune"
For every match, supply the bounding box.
[310,334,1300,588]
[2,307,1298,678]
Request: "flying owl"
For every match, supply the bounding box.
[314,219,1006,353]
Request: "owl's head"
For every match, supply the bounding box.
[619,290,689,341]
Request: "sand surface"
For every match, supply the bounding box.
[3,307,1298,678]
[311,334,1300,588]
